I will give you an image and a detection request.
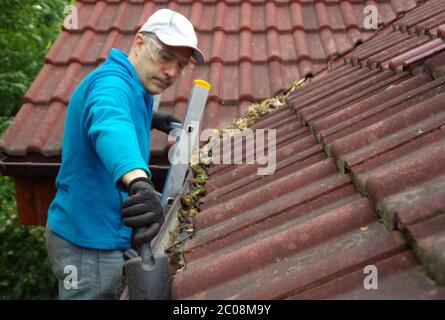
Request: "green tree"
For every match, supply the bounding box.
[0,0,74,299]
[0,117,58,299]
[0,0,74,116]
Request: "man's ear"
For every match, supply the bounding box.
[133,33,145,55]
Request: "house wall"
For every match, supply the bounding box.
[14,177,55,226]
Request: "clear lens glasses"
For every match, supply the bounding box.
[144,37,193,76]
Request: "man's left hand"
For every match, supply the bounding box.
[151,111,181,134]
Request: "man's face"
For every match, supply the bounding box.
[130,34,194,95]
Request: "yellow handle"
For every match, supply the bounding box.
[193,79,212,90]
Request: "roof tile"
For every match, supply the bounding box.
[196,158,339,229]
[1,0,420,157]
[188,183,359,256]
[407,213,445,284]
[323,75,444,142]
[394,0,445,31]
[290,251,445,299]
[172,0,445,299]
[424,49,445,77]
[174,221,408,299]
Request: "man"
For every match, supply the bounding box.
[45,9,205,299]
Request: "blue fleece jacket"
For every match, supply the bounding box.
[48,48,153,250]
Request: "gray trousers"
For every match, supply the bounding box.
[45,225,125,300]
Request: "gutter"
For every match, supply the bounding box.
[0,154,60,177]
[0,154,170,185]
[152,170,192,255]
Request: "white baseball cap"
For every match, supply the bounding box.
[138,9,205,64]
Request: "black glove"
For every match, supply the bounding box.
[121,177,164,245]
[151,111,181,134]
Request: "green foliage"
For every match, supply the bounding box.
[0,111,58,299]
[0,0,86,300]
[0,0,74,116]
[0,0,75,298]
[0,116,13,136]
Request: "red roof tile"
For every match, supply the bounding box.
[172,0,445,299]
[290,251,445,299]
[406,214,445,284]
[0,0,421,157]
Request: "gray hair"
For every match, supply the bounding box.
[130,32,155,55]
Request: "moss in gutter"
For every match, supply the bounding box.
[165,164,209,276]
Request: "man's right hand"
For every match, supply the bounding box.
[151,111,181,134]
[121,178,164,245]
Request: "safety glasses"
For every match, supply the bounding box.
[144,37,193,76]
